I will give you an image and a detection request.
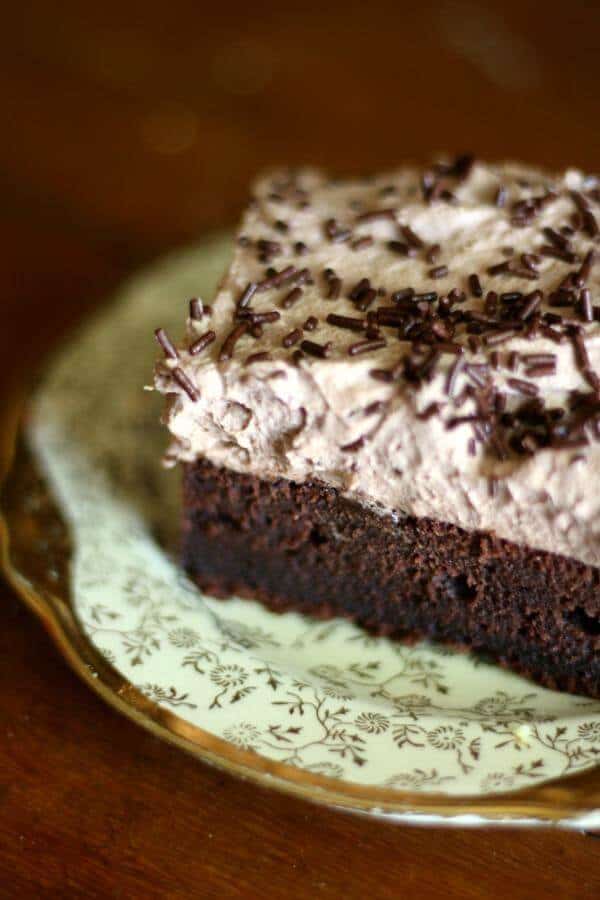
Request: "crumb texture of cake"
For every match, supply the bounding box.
[155,158,600,567]
[183,459,600,699]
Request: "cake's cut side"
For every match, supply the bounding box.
[183,459,600,698]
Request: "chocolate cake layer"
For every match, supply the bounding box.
[182,459,600,698]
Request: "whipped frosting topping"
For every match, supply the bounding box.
[154,159,600,567]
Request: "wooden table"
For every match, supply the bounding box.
[3,2,600,895]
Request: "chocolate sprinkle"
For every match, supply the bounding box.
[429,265,448,279]
[238,282,257,309]
[355,288,377,311]
[189,330,216,356]
[340,436,366,452]
[282,287,303,308]
[581,288,593,323]
[326,313,366,332]
[325,218,352,243]
[219,322,249,361]
[172,367,199,401]
[524,362,556,378]
[417,402,444,420]
[282,328,303,348]
[189,298,205,320]
[399,224,424,249]
[520,290,542,320]
[468,274,483,298]
[300,339,332,358]
[154,327,178,360]
[356,208,396,223]
[387,240,416,257]
[327,277,342,300]
[578,250,595,285]
[348,338,387,356]
[507,377,539,397]
[257,265,302,292]
[245,351,272,365]
[391,288,415,303]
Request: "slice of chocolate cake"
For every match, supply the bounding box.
[154,158,600,698]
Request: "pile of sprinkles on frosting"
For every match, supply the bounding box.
[155,156,600,464]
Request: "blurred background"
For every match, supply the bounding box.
[5,0,600,385]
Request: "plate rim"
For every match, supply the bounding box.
[2,357,600,831]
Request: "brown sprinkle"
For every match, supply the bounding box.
[282,287,303,308]
[468,274,483,298]
[520,290,542,320]
[392,288,415,303]
[237,282,257,309]
[172,367,199,401]
[543,226,570,251]
[539,245,577,264]
[300,339,332,359]
[507,377,539,396]
[417,402,443,420]
[326,313,365,332]
[282,328,303,348]
[522,352,556,365]
[189,298,205,320]
[154,327,178,360]
[364,400,388,416]
[256,265,298,292]
[429,265,448,279]
[340,436,366,452]
[578,250,595,284]
[581,288,593,323]
[507,351,519,371]
[356,208,397,223]
[572,331,591,371]
[189,330,216,356]
[387,240,415,257]
[447,414,487,429]
[524,362,556,377]
[245,351,272,366]
[219,322,249,361]
[445,357,464,397]
[325,218,352,243]
[521,253,540,272]
[487,260,511,276]
[303,316,318,331]
[327,277,342,300]
[355,288,377,311]
[348,338,387,356]
[583,209,599,238]
[369,369,395,382]
[399,224,424,248]
[484,328,517,347]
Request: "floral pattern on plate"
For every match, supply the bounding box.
[28,235,600,798]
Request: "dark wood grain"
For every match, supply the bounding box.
[2,2,600,896]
